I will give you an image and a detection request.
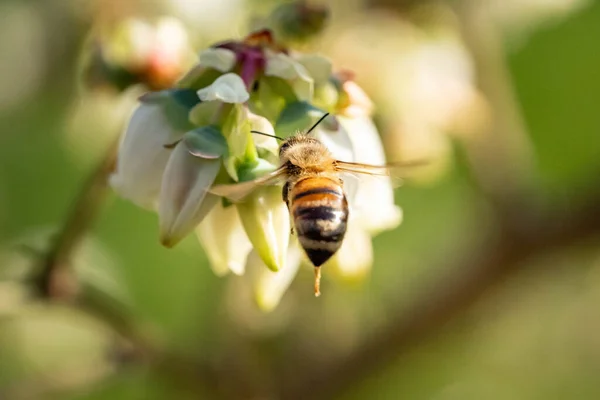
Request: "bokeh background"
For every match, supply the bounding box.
[2,0,600,399]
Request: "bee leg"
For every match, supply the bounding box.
[282,182,294,234]
[314,267,321,297]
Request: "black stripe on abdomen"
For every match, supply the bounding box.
[293,187,343,201]
[293,206,343,220]
[296,218,347,242]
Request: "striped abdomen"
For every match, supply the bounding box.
[290,177,349,267]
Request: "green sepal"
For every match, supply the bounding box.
[222,105,259,181]
[221,197,234,208]
[248,77,287,123]
[275,101,337,137]
[237,158,278,182]
[262,76,298,103]
[182,125,228,159]
[189,101,221,126]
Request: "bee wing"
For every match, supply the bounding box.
[334,160,427,187]
[209,166,287,202]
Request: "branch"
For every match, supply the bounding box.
[35,138,119,299]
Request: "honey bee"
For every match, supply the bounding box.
[211,114,420,297]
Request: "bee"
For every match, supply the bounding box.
[211,114,420,297]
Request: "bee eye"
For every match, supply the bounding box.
[279,141,292,155]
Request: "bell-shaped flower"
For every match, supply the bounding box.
[86,16,194,92]
[247,243,303,312]
[157,122,229,247]
[327,220,374,281]
[236,185,290,272]
[196,201,253,276]
[339,115,403,235]
[197,73,250,103]
[110,103,185,210]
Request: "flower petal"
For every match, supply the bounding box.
[198,48,237,72]
[327,221,373,282]
[248,244,303,312]
[248,111,279,154]
[236,186,290,272]
[197,73,250,103]
[109,103,184,210]
[196,202,252,276]
[339,115,402,234]
[296,54,332,85]
[158,142,220,247]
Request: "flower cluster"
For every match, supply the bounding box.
[110,29,400,310]
[82,17,194,92]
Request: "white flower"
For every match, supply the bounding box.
[198,48,237,72]
[197,73,250,103]
[265,52,313,101]
[236,186,290,272]
[248,243,303,312]
[340,115,402,234]
[328,221,373,281]
[158,142,221,247]
[110,103,185,210]
[196,201,252,276]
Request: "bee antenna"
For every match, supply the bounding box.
[306,113,330,135]
[251,130,284,141]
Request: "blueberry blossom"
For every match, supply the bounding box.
[110,29,401,310]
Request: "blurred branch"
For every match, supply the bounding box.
[455,2,539,208]
[35,138,119,299]
[28,137,223,397]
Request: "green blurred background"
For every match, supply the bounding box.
[1,0,600,399]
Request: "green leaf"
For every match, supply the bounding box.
[183,125,228,159]
[275,101,333,137]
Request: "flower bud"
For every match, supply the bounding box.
[248,244,303,311]
[327,222,373,282]
[158,142,221,247]
[110,103,184,209]
[237,186,290,272]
